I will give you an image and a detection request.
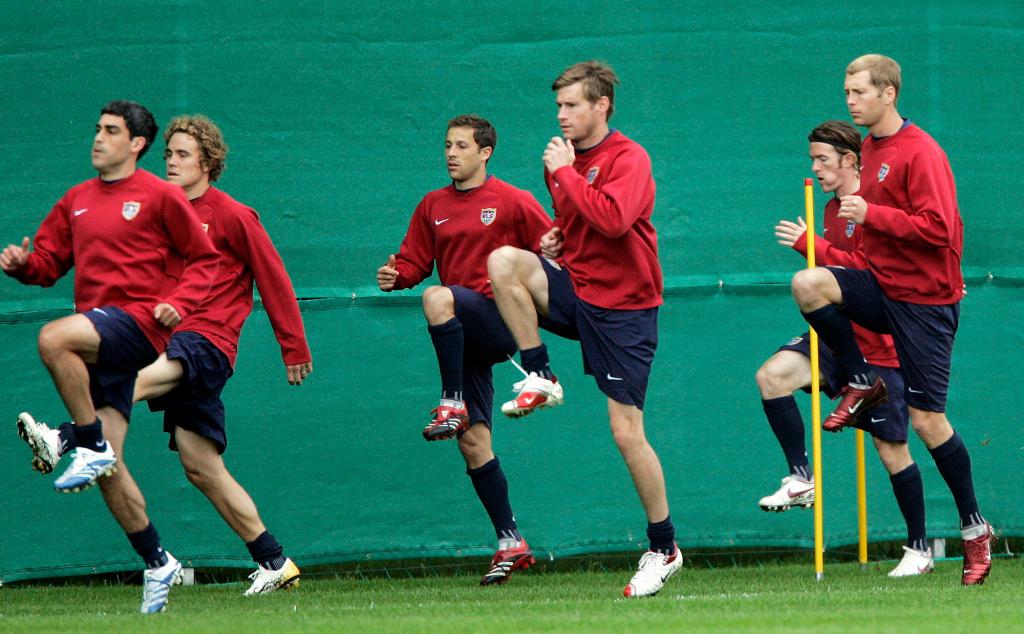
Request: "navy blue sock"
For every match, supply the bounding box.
[428,318,464,401]
[520,344,553,380]
[57,422,76,456]
[646,516,676,555]
[762,397,810,479]
[126,522,169,569]
[890,463,928,552]
[467,457,519,541]
[246,531,286,570]
[928,432,982,528]
[801,305,876,385]
[72,418,105,451]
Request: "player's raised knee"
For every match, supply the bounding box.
[487,246,520,282]
[421,285,455,322]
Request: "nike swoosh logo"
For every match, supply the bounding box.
[847,401,862,414]
[870,417,886,423]
[435,218,450,225]
[606,373,624,381]
[908,387,924,394]
[522,395,536,405]
[787,488,811,498]
[73,208,88,216]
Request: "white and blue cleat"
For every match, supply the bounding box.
[52,442,117,493]
[141,553,183,613]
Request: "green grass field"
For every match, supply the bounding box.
[1,557,1021,633]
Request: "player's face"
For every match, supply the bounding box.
[809,142,853,194]
[91,114,136,173]
[165,132,208,192]
[445,126,489,184]
[845,70,890,128]
[555,82,607,144]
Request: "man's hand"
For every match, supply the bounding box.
[540,227,564,259]
[0,237,30,272]
[154,303,182,328]
[287,361,313,385]
[838,195,868,224]
[377,254,399,291]
[543,137,576,174]
[774,217,807,248]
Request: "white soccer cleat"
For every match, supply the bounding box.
[623,545,682,598]
[501,372,564,418]
[52,442,117,493]
[140,552,183,614]
[245,558,301,595]
[758,475,815,512]
[16,412,62,474]
[887,546,934,577]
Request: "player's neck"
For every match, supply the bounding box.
[186,180,211,201]
[99,161,137,182]
[869,109,904,138]
[454,169,487,191]
[835,177,859,198]
[575,123,610,151]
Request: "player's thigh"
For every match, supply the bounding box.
[828,267,890,333]
[38,313,102,362]
[174,426,226,475]
[135,353,186,402]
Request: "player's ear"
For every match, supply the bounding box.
[480,146,493,162]
[130,135,148,156]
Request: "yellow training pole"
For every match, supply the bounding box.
[856,429,869,568]
[804,178,825,582]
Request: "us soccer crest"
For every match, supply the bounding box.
[586,166,600,184]
[845,219,856,238]
[480,207,496,226]
[122,201,141,220]
[877,163,890,182]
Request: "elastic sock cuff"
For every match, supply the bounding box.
[466,456,500,477]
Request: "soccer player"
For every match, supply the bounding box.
[376,114,553,585]
[790,54,992,585]
[5,100,218,498]
[758,120,932,577]
[17,115,312,609]
[486,61,679,598]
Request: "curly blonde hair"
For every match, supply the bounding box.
[164,115,228,182]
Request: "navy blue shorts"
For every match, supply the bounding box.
[828,267,959,412]
[147,331,233,454]
[83,306,158,422]
[450,286,517,430]
[539,257,658,410]
[777,333,909,442]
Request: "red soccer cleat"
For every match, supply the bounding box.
[500,373,564,418]
[480,540,535,586]
[961,523,994,586]
[422,401,469,441]
[823,376,887,432]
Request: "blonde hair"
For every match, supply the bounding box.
[846,54,901,99]
[164,115,228,182]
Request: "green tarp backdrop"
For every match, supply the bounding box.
[1,1,1021,583]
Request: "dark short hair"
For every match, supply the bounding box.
[100,101,158,159]
[808,120,862,167]
[552,60,621,121]
[447,114,497,156]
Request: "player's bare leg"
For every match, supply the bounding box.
[611,398,682,597]
[487,246,550,349]
[96,406,150,532]
[134,354,186,403]
[175,427,266,541]
[608,399,668,521]
[36,314,101,424]
[791,267,844,313]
